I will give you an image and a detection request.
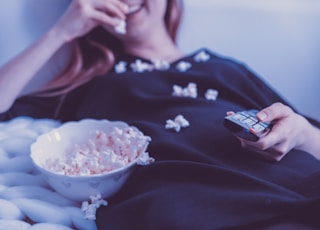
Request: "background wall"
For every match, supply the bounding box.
[0,0,71,94]
[180,0,320,120]
[0,0,319,119]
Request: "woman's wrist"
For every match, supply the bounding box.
[297,123,320,159]
[46,26,73,48]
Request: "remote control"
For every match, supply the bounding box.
[223,109,272,141]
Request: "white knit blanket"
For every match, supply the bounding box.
[0,117,97,230]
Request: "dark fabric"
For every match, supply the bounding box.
[2,48,320,229]
[0,95,61,121]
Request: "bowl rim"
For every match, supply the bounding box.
[30,118,145,179]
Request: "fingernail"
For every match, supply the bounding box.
[226,111,234,116]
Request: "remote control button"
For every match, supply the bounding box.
[242,118,257,126]
[233,113,247,121]
[252,123,265,133]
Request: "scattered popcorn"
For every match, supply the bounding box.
[114,61,127,73]
[81,194,108,220]
[81,201,96,220]
[114,51,212,74]
[131,59,153,73]
[115,52,212,74]
[114,20,126,34]
[90,193,108,207]
[43,127,152,176]
[136,152,155,166]
[165,115,190,132]
[172,85,184,96]
[175,115,190,128]
[172,82,198,98]
[194,50,210,62]
[152,59,170,71]
[176,61,192,72]
[205,89,219,101]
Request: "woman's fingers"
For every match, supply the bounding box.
[94,0,128,21]
[238,102,305,161]
[256,102,293,122]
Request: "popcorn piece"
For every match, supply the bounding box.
[131,59,153,73]
[172,85,184,97]
[81,194,108,220]
[114,20,126,34]
[187,83,198,98]
[165,119,181,132]
[90,194,108,208]
[176,61,192,72]
[194,50,210,62]
[205,89,219,101]
[151,59,170,71]
[165,115,190,132]
[114,61,127,73]
[81,201,96,220]
[172,82,198,98]
[175,115,190,128]
[137,152,155,166]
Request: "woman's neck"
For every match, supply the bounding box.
[122,32,184,63]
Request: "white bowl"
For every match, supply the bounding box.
[30,119,151,201]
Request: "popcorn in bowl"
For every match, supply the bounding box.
[30,119,154,202]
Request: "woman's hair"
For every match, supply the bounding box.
[35,0,184,97]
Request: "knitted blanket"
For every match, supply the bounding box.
[0,117,97,230]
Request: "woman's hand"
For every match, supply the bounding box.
[238,102,320,161]
[52,0,129,42]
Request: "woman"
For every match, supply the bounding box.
[1,0,320,229]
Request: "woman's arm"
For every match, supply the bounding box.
[0,0,128,113]
[0,29,66,112]
[239,102,320,161]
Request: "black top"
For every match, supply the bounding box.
[2,48,320,229]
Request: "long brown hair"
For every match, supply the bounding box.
[35,0,184,97]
